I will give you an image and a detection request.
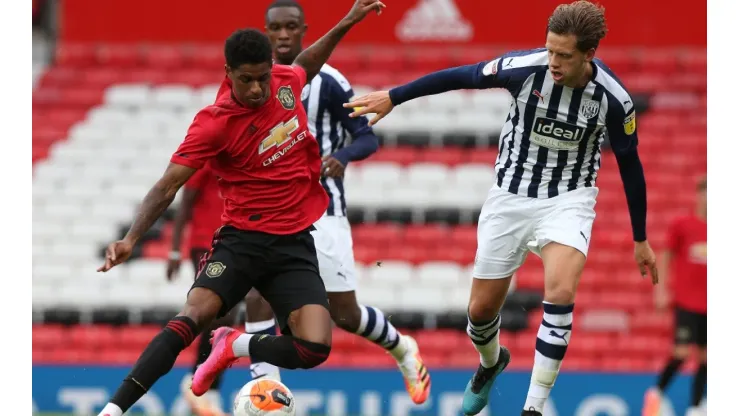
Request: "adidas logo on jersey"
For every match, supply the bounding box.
[396,0,473,42]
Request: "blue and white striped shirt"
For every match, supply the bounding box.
[301,64,378,216]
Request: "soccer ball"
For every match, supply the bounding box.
[233,379,296,416]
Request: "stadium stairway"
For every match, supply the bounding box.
[32,44,706,371]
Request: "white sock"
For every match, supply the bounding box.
[98,403,123,416]
[231,333,254,357]
[245,319,276,333]
[250,361,282,381]
[467,314,501,368]
[524,302,574,413]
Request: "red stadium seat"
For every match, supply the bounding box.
[420,148,465,165]
[97,45,143,68]
[56,43,97,68]
[142,46,187,69]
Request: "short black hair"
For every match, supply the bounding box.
[224,29,273,68]
[265,0,305,22]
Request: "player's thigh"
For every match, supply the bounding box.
[533,187,598,259]
[473,186,535,280]
[311,215,358,293]
[190,228,259,319]
[257,268,331,343]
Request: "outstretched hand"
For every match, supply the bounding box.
[343,91,394,126]
[344,0,386,24]
[634,241,659,285]
[97,239,134,272]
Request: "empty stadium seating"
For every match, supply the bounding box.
[32,44,706,369]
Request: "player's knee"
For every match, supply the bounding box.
[291,337,331,369]
[544,283,577,305]
[467,298,499,323]
[673,345,691,360]
[180,287,223,330]
[245,289,274,321]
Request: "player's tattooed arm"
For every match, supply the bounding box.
[293,0,385,82]
[124,163,197,245]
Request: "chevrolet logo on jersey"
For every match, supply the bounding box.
[259,116,300,154]
[530,117,586,150]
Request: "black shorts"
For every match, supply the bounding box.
[674,307,707,346]
[190,225,329,334]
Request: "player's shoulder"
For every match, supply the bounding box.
[317,64,353,93]
[483,48,548,79]
[497,48,548,69]
[592,59,633,114]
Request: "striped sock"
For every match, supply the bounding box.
[356,305,407,360]
[467,314,501,368]
[524,302,574,413]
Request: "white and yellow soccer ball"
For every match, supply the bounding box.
[233,379,296,416]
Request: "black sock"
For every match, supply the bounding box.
[111,316,198,412]
[248,335,330,369]
[657,357,684,391]
[692,363,707,406]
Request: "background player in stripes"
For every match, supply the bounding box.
[643,176,707,416]
[238,0,431,405]
[93,1,386,415]
[345,1,658,415]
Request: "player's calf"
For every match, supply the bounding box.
[328,291,409,360]
[524,302,573,413]
[98,288,222,416]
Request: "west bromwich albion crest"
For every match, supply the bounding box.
[277,86,296,110]
[579,99,600,119]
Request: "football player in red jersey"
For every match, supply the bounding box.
[94,2,385,415]
[643,176,707,416]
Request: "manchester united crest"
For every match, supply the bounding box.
[205,262,226,278]
[277,86,296,110]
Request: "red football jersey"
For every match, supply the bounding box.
[666,215,707,314]
[183,164,222,249]
[171,65,328,235]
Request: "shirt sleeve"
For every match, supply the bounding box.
[327,77,379,165]
[290,64,308,88]
[171,108,225,170]
[388,50,546,106]
[605,93,639,155]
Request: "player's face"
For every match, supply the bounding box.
[545,32,595,87]
[265,7,307,65]
[226,62,272,108]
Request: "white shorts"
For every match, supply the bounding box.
[473,186,598,279]
[310,214,358,292]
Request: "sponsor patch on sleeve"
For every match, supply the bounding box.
[482,58,500,76]
[623,111,636,135]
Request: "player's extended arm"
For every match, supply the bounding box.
[125,163,197,245]
[344,63,497,125]
[293,0,385,82]
[388,63,495,105]
[615,149,647,243]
